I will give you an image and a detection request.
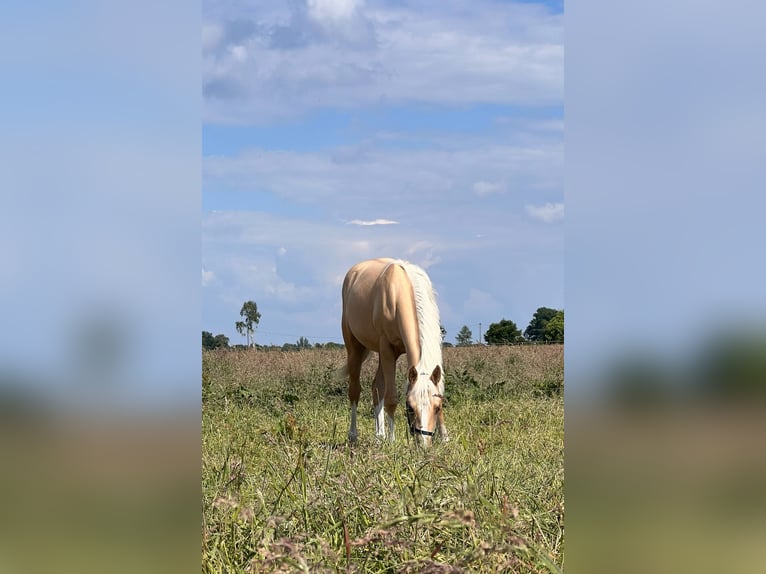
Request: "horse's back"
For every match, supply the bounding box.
[342,258,412,351]
[342,258,395,305]
[343,258,391,288]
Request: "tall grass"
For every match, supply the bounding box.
[202,345,563,573]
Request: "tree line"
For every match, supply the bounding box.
[452,307,564,347]
[203,300,563,351]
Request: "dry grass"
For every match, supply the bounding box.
[202,345,563,573]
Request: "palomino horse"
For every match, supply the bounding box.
[341,258,448,446]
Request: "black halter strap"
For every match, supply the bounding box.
[406,381,442,438]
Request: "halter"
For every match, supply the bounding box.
[406,377,443,438]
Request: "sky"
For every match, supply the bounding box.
[565,0,766,396]
[202,0,564,347]
[1,0,201,409]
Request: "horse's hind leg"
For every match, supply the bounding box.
[346,350,366,444]
[379,343,400,441]
[343,328,367,444]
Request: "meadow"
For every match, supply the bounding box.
[202,345,564,573]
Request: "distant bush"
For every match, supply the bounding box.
[202,330,229,350]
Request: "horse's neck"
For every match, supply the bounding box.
[394,263,441,373]
[401,317,422,369]
[414,344,442,374]
[405,329,443,375]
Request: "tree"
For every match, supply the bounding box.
[524,307,560,341]
[203,331,230,350]
[296,336,311,350]
[696,329,766,401]
[202,330,216,350]
[455,325,473,346]
[234,321,246,344]
[543,311,564,342]
[236,300,261,347]
[484,319,523,345]
[440,324,447,342]
[323,342,345,350]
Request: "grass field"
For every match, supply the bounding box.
[202,345,563,573]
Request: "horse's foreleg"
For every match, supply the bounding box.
[372,361,386,439]
[437,407,449,442]
[379,344,399,441]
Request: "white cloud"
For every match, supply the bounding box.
[228,45,247,63]
[220,255,317,308]
[406,241,441,270]
[203,209,563,345]
[203,211,461,306]
[204,139,562,213]
[525,202,564,223]
[202,1,563,124]
[204,211,445,268]
[472,180,504,196]
[347,218,398,226]
[202,269,215,286]
[308,0,361,22]
[200,2,565,345]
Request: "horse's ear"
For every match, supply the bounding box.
[408,366,418,387]
[430,365,442,386]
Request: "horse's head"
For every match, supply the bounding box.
[405,365,444,446]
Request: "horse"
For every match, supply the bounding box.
[341,258,448,446]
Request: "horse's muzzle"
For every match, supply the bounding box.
[406,403,435,440]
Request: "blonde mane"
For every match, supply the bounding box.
[390,259,444,388]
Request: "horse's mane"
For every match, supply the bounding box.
[390,259,444,385]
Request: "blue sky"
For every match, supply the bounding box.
[1,0,201,409]
[3,0,764,407]
[564,0,766,397]
[202,0,563,347]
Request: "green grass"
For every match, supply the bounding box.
[202,345,563,573]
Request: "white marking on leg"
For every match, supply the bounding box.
[374,400,386,438]
[349,402,358,442]
[386,412,395,441]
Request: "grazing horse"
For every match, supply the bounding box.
[341,258,448,446]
